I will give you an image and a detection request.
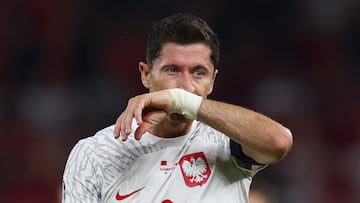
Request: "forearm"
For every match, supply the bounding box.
[114,88,293,163]
[197,99,293,164]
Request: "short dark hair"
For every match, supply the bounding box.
[146,13,220,68]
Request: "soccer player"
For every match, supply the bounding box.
[62,13,293,202]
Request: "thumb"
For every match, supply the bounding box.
[134,122,151,140]
[134,110,167,140]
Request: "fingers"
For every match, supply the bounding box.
[114,113,130,141]
[113,114,122,139]
[134,105,143,125]
[134,110,167,140]
[114,95,146,141]
[114,104,136,141]
[113,90,172,141]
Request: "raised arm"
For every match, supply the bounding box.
[197,99,293,164]
[113,88,293,164]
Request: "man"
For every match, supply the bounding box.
[62,13,293,202]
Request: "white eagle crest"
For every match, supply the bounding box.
[182,157,208,183]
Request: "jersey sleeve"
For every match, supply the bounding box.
[62,139,102,203]
[230,139,264,165]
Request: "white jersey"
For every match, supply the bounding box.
[62,120,264,203]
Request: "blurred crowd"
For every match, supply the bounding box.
[0,0,359,202]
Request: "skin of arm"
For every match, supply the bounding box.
[197,98,293,164]
[114,89,293,165]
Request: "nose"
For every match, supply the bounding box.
[179,72,195,92]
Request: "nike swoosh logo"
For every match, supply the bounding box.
[116,187,144,200]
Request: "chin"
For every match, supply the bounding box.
[169,113,189,123]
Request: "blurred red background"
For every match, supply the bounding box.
[0,1,359,202]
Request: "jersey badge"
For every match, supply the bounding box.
[179,152,211,187]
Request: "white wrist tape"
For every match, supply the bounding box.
[169,88,203,120]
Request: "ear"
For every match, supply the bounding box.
[207,69,218,95]
[139,62,151,89]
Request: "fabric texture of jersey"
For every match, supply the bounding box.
[62,120,265,203]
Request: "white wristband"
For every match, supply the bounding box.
[169,88,203,120]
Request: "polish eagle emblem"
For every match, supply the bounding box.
[179,152,211,187]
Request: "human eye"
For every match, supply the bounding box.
[194,69,206,78]
[165,66,178,74]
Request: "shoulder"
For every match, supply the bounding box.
[73,125,115,151]
[65,125,117,165]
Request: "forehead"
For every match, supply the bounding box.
[153,42,214,69]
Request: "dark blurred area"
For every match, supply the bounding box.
[0,0,359,202]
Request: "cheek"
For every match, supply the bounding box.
[150,78,177,90]
[202,79,215,95]
[194,80,213,96]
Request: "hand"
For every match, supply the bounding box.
[114,90,172,141]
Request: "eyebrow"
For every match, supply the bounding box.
[161,64,210,71]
